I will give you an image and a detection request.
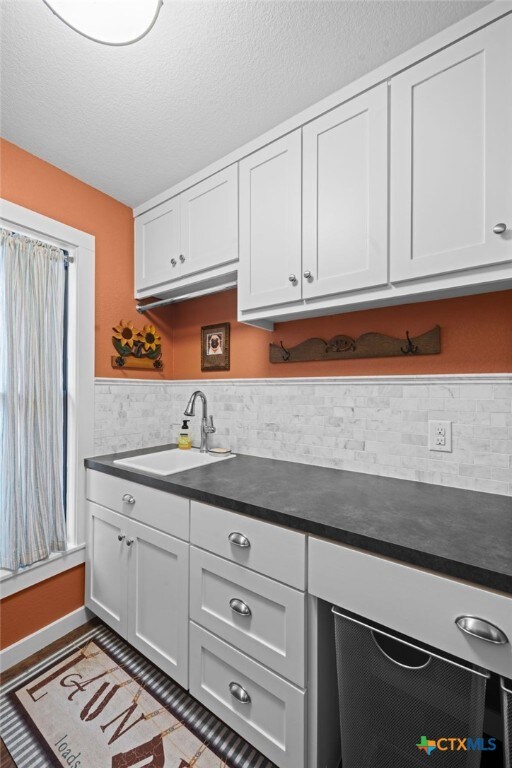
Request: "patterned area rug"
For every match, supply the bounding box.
[0,622,275,768]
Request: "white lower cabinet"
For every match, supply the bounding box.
[188,505,307,767]
[189,546,306,687]
[126,517,189,687]
[189,622,306,768]
[308,537,512,679]
[87,503,127,636]
[86,499,189,688]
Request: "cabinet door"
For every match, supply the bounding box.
[189,623,306,768]
[180,166,238,277]
[391,16,512,282]
[126,518,189,688]
[86,503,128,636]
[135,197,181,291]
[302,84,388,299]
[238,131,302,311]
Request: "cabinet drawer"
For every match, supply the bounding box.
[189,623,305,768]
[190,501,306,589]
[309,537,512,678]
[86,470,189,541]
[190,547,305,686]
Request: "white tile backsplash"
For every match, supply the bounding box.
[94,376,512,497]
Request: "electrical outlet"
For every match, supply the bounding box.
[428,420,452,452]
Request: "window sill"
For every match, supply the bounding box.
[0,544,86,599]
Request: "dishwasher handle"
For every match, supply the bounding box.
[455,616,508,645]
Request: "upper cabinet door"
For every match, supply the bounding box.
[180,166,238,277]
[135,197,181,290]
[302,84,388,299]
[390,17,512,282]
[238,131,302,311]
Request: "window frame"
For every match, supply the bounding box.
[0,199,95,594]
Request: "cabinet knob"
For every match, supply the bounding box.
[179,254,185,263]
[122,493,136,505]
[229,681,251,704]
[493,223,507,235]
[126,538,134,547]
[455,616,508,645]
[228,531,250,548]
[118,533,125,541]
[170,258,177,266]
[303,270,313,280]
[230,598,252,617]
[288,274,297,284]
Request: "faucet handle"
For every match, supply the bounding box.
[206,415,216,433]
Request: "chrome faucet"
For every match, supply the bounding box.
[184,390,216,453]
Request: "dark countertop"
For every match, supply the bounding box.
[85,444,512,594]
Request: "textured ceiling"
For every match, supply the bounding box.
[1,0,490,207]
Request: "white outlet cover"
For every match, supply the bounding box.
[428,420,452,452]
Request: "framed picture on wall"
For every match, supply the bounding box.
[201,322,230,371]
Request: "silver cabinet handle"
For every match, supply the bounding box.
[230,598,252,617]
[228,531,250,548]
[126,538,134,547]
[179,254,185,262]
[493,223,507,235]
[170,257,177,266]
[303,270,312,279]
[229,681,251,704]
[455,616,508,645]
[118,533,125,541]
[122,493,135,505]
[288,274,297,283]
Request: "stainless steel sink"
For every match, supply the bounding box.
[113,448,234,476]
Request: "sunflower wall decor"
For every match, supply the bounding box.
[111,320,163,370]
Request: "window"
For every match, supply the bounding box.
[0,200,94,583]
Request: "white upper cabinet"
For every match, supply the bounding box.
[238,131,302,310]
[390,16,512,282]
[135,10,512,320]
[135,197,180,292]
[302,83,389,298]
[180,165,238,277]
[135,166,238,296]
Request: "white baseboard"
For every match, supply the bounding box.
[0,606,93,673]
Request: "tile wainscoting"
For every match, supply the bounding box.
[94,376,512,497]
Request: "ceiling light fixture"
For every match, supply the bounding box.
[42,0,163,46]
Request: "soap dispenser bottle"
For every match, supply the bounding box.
[178,419,192,450]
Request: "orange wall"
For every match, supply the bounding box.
[167,287,512,378]
[0,565,85,649]
[0,138,172,380]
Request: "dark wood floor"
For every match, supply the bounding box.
[0,739,15,768]
[1,617,100,767]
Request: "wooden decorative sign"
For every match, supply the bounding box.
[111,320,163,370]
[269,326,440,363]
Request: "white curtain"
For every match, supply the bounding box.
[0,228,67,570]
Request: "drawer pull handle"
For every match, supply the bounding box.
[229,682,251,704]
[118,533,126,542]
[455,616,508,645]
[230,598,252,617]
[228,532,250,548]
[122,493,136,505]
